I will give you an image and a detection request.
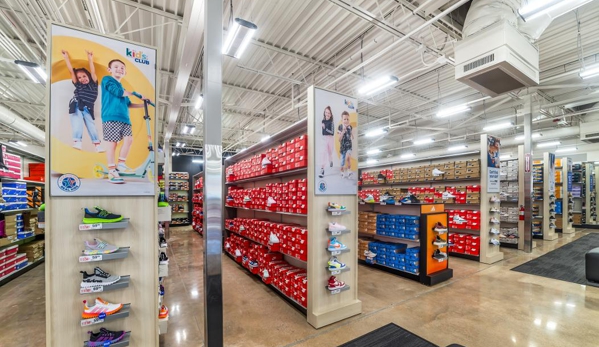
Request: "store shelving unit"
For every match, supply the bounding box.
[169,171,190,226]
[540,153,558,240]
[192,172,204,236]
[556,157,575,234]
[532,159,544,239]
[498,155,521,249]
[572,162,597,227]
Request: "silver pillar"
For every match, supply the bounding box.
[523,96,533,253]
[203,0,223,345]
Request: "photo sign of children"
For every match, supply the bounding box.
[313,88,359,195]
[49,24,157,196]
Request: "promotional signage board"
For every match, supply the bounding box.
[486,135,501,193]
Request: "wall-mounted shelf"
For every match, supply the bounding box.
[79,248,130,263]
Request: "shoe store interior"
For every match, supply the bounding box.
[2,0,599,346]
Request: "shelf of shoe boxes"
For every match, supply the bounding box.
[580,162,597,226]
[557,158,575,234]
[532,161,544,238]
[498,159,520,248]
[168,172,190,225]
[570,163,588,225]
[192,172,204,236]
[358,158,483,261]
[541,153,558,241]
[224,133,309,312]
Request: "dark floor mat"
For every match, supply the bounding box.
[338,323,438,347]
[511,233,599,285]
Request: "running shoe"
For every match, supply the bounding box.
[39,203,45,211]
[83,239,119,255]
[490,207,500,212]
[549,194,556,200]
[363,194,375,203]
[377,173,387,183]
[234,249,242,257]
[490,196,501,203]
[159,305,169,319]
[500,192,510,197]
[319,168,325,178]
[327,276,346,290]
[87,329,126,347]
[269,232,280,244]
[328,222,348,232]
[327,237,347,251]
[267,197,277,207]
[453,215,467,224]
[432,168,445,177]
[549,208,555,213]
[400,194,419,204]
[433,236,447,247]
[490,239,500,246]
[442,191,456,199]
[433,222,448,233]
[82,298,123,319]
[328,256,346,270]
[80,267,121,288]
[159,252,169,265]
[490,217,500,224]
[262,269,270,279]
[249,260,259,268]
[83,207,123,224]
[159,284,165,296]
[328,202,346,210]
[261,157,272,168]
[159,236,167,248]
[226,195,234,202]
[364,250,377,258]
[432,249,447,261]
[243,196,251,203]
[380,192,393,202]
[549,223,556,228]
[490,228,500,234]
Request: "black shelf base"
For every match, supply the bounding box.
[358,259,420,282]
[500,242,518,249]
[423,268,453,286]
[448,252,479,261]
[533,235,544,239]
[573,224,599,229]
[224,252,307,315]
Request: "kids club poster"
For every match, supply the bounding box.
[313,87,358,195]
[49,24,156,196]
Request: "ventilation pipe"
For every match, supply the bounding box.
[0,105,45,143]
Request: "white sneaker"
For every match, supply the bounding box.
[261,157,272,168]
[453,215,467,224]
[500,192,510,197]
[490,228,500,234]
[73,141,82,150]
[262,269,270,278]
[328,222,347,232]
[442,191,456,199]
[490,207,500,212]
[490,217,500,224]
[95,145,106,153]
[243,196,251,203]
[108,169,124,184]
[224,242,231,250]
[234,249,242,257]
[490,196,501,203]
[267,197,276,207]
[490,239,500,246]
[432,168,445,177]
[117,163,135,174]
[364,250,377,258]
[269,232,280,244]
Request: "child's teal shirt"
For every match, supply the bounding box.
[101,76,131,124]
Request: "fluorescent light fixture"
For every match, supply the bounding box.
[515,133,542,140]
[358,75,399,96]
[365,128,388,138]
[181,143,186,148]
[182,125,190,134]
[413,138,434,145]
[595,161,599,165]
[195,95,204,109]
[537,141,561,148]
[483,121,514,131]
[16,64,40,83]
[261,135,270,142]
[500,154,512,160]
[447,145,468,151]
[519,0,593,22]
[401,153,415,159]
[366,148,381,155]
[192,158,203,163]
[172,152,176,156]
[580,64,599,79]
[176,142,181,147]
[555,146,578,153]
[33,67,47,81]
[437,104,471,118]
[16,141,27,147]
[223,18,258,59]
[188,125,196,134]
[88,0,106,34]
[175,152,180,156]
[366,158,378,164]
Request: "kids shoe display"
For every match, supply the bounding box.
[442,191,456,199]
[433,236,447,247]
[82,298,123,319]
[490,239,500,246]
[363,194,375,203]
[269,232,280,245]
[87,328,126,347]
[83,239,119,255]
[328,222,348,232]
[432,249,447,261]
[400,194,419,204]
[83,207,123,224]
[328,202,346,210]
[80,267,121,288]
[327,237,347,251]
[490,228,500,234]
[432,168,445,177]
[159,252,169,265]
[327,276,346,290]
[159,305,169,319]
[328,256,346,270]
[433,222,448,233]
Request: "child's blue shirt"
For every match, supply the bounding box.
[101,76,131,124]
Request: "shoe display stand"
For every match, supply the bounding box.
[498,154,521,249]
[84,331,131,347]
[542,153,558,241]
[556,157,575,234]
[168,171,190,226]
[572,162,597,228]
[192,172,204,236]
[80,304,131,327]
[357,202,453,286]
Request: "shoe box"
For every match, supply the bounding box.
[358,212,377,235]
[226,179,308,214]
[226,218,308,261]
[500,207,519,223]
[19,240,44,262]
[169,172,189,180]
[358,238,371,260]
[194,176,204,190]
[375,214,419,240]
[192,202,203,235]
[499,227,519,244]
[0,150,21,180]
[500,159,519,181]
[1,182,28,211]
[26,163,45,182]
[448,233,480,256]
[446,209,480,230]
[368,241,419,274]
[359,159,481,185]
[226,135,308,182]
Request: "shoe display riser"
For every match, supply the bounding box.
[543,153,558,241]
[499,157,522,249]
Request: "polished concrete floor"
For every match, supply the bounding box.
[1,228,599,346]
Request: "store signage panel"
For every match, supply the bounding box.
[486,135,501,193]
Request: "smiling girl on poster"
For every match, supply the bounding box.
[338,111,354,179]
[318,106,335,178]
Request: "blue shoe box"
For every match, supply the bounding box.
[2,182,26,189]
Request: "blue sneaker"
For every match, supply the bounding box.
[328,256,346,270]
[249,260,259,268]
[400,194,419,204]
[327,237,347,251]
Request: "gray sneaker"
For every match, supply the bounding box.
[80,267,121,287]
[83,238,119,255]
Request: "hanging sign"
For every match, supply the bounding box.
[486,135,501,193]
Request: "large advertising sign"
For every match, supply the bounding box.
[49,24,156,196]
[487,135,501,193]
[313,88,358,195]
[548,153,556,192]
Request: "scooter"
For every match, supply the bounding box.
[93,92,155,181]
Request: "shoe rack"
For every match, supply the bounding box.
[192,172,204,236]
[168,171,190,226]
[542,152,558,241]
[357,202,453,286]
[557,157,575,234]
[584,163,597,225]
[498,153,521,250]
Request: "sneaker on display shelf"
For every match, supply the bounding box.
[82,298,123,319]
[432,249,447,261]
[453,215,467,224]
[490,196,501,203]
[490,217,500,224]
[269,232,280,245]
[80,267,121,288]
[490,207,500,213]
[400,194,420,204]
[364,250,377,258]
[243,196,251,203]
[159,305,169,319]
[432,168,445,177]
[328,202,346,210]
[490,228,500,235]
[363,194,375,203]
[262,269,270,279]
[83,239,119,255]
[549,223,556,229]
[159,252,169,265]
[380,192,393,202]
[226,195,234,202]
[500,192,510,197]
[433,222,448,233]
[87,329,126,347]
[327,276,346,290]
[159,237,167,248]
[261,157,272,168]
[490,239,500,246]
[234,249,242,257]
[327,237,347,251]
[328,222,348,232]
[549,194,556,200]
[328,256,347,270]
[249,260,259,268]
[433,236,447,247]
[224,242,231,250]
[442,191,456,199]
[266,197,277,207]
[83,207,123,224]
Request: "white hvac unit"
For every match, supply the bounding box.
[580,121,599,143]
[455,21,539,97]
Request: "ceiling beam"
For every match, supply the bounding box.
[110,0,183,22]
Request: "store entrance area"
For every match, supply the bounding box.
[2,227,598,346]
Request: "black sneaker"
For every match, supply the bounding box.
[433,236,447,247]
[159,236,167,248]
[319,168,324,178]
[432,249,447,261]
[80,267,120,287]
[83,206,123,224]
[159,252,169,265]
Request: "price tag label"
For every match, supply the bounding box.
[80,286,104,294]
[331,289,341,295]
[332,211,341,216]
[79,223,102,230]
[81,316,104,327]
[79,255,103,262]
[331,250,341,256]
[331,270,341,275]
[331,231,341,236]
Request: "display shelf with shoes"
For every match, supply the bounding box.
[192,172,204,236]
[572,162,597,228]
[80,303,131,327]
[79,219,130,231]
[79,275,130,295]
[499,152,525,250]
[79,247,130,263]
[83,331,131,347]
[540,153,558,241]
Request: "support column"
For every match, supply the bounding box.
[203,0,223,345]
[523,96,533,253]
